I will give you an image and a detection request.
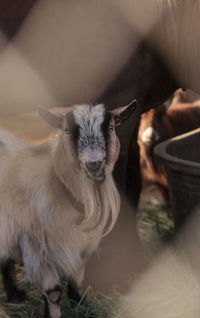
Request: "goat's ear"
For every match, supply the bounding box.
[111,99,138,127]
[38,106,63,129]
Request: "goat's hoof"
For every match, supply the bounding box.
[7,289,27,303]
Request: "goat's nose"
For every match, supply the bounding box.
[85,161,102,172]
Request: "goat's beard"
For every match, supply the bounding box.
[76,171,120,237]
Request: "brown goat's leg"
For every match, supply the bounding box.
[1,259,27,302]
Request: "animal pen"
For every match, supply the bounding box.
[0,1,200,318]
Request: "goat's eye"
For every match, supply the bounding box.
[65,128,70,134]
[109,127,114,132]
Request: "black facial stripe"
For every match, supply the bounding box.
[101,111,111,150]
[66,112,80,147]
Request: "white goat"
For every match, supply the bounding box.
[0,101,137,318]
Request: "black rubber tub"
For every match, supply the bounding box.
[154,128,200,229]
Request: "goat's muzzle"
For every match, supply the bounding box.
[82,160,105,183]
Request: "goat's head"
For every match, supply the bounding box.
[38,100,137,182]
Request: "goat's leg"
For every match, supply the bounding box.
[67,279,83,306]
[21,236,62,318]
[1,259,27,302]
[43,285,62,318]
[31,267,61,318]
[68,265,86,306]
[32,266,62,318]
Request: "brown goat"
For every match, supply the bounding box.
[138,89,200,200]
